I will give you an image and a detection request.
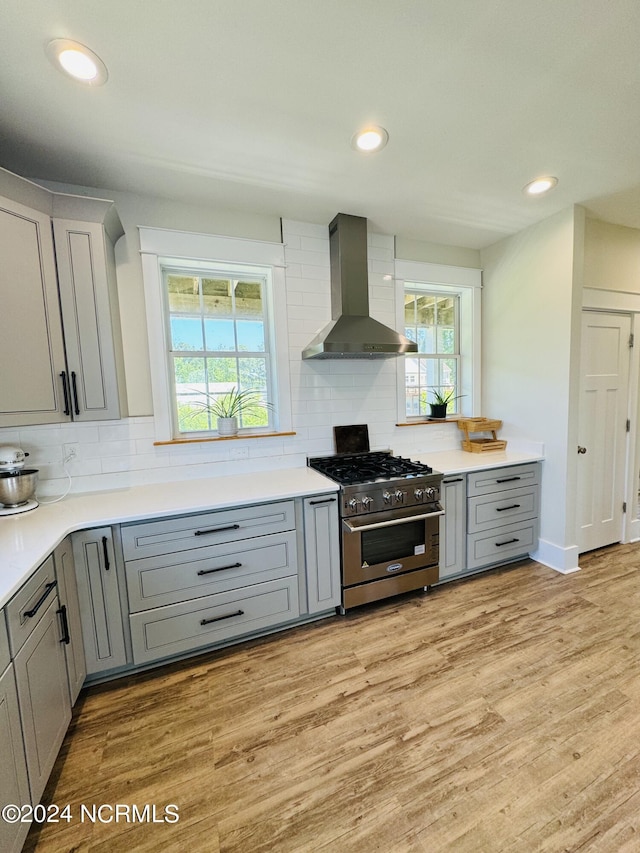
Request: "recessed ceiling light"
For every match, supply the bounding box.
[46,39,108,85]
[352,126,389,153]
[523,176,558,196]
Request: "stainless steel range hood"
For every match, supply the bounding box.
[301,213,417,359]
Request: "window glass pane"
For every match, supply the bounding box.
[202,279,232,316]
[206,357,238,385]
[204,318,235,351]
[437,327,455,353]
[168,275,199,313]
[417,327,435,353]
[236,320,265,352]
[235,281,263,317]
[238,357,267,390]
[416,295,435,326]
[436,296,454,326]
[419,359,438,388]
[170,317,203,351]
[405,327,417,343]
[441,359,457,388]
[404,294,416,325]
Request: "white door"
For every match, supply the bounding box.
[577,311,631,553]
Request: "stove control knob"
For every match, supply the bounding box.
[425,487,437,500]
[382,491,392,504]
[394,489,405,503]
[414,488,424,501]
[361,495,374,509]
[348,497,360,511]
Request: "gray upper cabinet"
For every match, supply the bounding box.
[0,167,127,427]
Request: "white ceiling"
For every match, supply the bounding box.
[1,0,640,249]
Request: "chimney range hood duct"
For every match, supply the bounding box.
[301,213,418,359]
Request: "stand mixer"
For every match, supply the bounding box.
[0,445,39,515]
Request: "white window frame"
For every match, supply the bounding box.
[394,259,482,421]
[139,227,292,442]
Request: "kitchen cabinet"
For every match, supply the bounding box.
[303,494,340,613]
[122,500,301,665]
[0,168,126,427]
[7,556,72,804]
[0,617,31,853]
[53,537,86,704]
[72,527,128,675]
[437,462,541,582]
[439,476,466,580]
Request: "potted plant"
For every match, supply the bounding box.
[428,388,463,419]
[189,387,272,436]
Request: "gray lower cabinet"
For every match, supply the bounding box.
[438,462,541,582]
[72,527,128,675]
[0,620,31,853]
[7,557,72,804]
[303,494,340,613]
[53,537,86,704]
[439,476,466,580]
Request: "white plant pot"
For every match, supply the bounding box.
[217,416,238,436]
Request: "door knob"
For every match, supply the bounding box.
[577,446,587,454]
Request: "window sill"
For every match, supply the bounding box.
[396,417,462,427]
[154,431,296,446]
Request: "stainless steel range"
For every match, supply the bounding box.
[309,429,443,611]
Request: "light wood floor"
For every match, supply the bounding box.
[23,544,640,852]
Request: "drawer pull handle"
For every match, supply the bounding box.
[496,476,521,483]
[102,536,110,570]
[309,498,337,505]
[197,562,242,576]
[495,538,520,547]
[71,371,80,416]
[57,604,70,644]
[194,523,240,537]
[495,504,521,512]
[200,609,244,626]
[24,580,57,618]
[443,478,464,484]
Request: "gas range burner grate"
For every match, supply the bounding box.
[308,451,433,485]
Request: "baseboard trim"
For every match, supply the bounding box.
[531,539,581,574]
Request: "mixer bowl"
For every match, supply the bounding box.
[0,469,39,507]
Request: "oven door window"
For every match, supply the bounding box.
[361,519,425,566]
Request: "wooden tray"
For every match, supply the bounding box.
[458,418,507,453]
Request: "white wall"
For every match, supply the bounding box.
[584,218,640,293]
[481,206,585,572]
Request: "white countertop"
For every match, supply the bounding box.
[0,467,338,609]
[0,449,543,610]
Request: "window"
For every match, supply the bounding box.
[404,289,460,416]
[139,227,291,442]
[164,266,273,434]
[394,260,481,421]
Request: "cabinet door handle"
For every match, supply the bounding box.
[200,609,244,626]
[495,504,521,512]
[442,478,464,484]
[102,536,111,570]
[60,372,71,416]
[194,523,240,537]
[197,562,242,576]
[495,538,520,547]
[57,604,70,644]
[496,476,521,484]
[71,371,80,416]
[24,580,57,618]
[309,498,337,505]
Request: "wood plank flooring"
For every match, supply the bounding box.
[22,544,640,852]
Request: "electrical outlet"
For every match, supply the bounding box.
[63,443,79,464]
[229,446,249,461]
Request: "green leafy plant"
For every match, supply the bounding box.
[188,387,273,423]
[429,388,463,407]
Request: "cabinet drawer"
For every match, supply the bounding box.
[467,486,539,533]
[467,464,540,497]
[6,556,58,655]
[467,521,537,570]
[129,577,300,665]
[126,530,298,612]
[121,500,295,560]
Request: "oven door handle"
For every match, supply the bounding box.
[342,507,444,533]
